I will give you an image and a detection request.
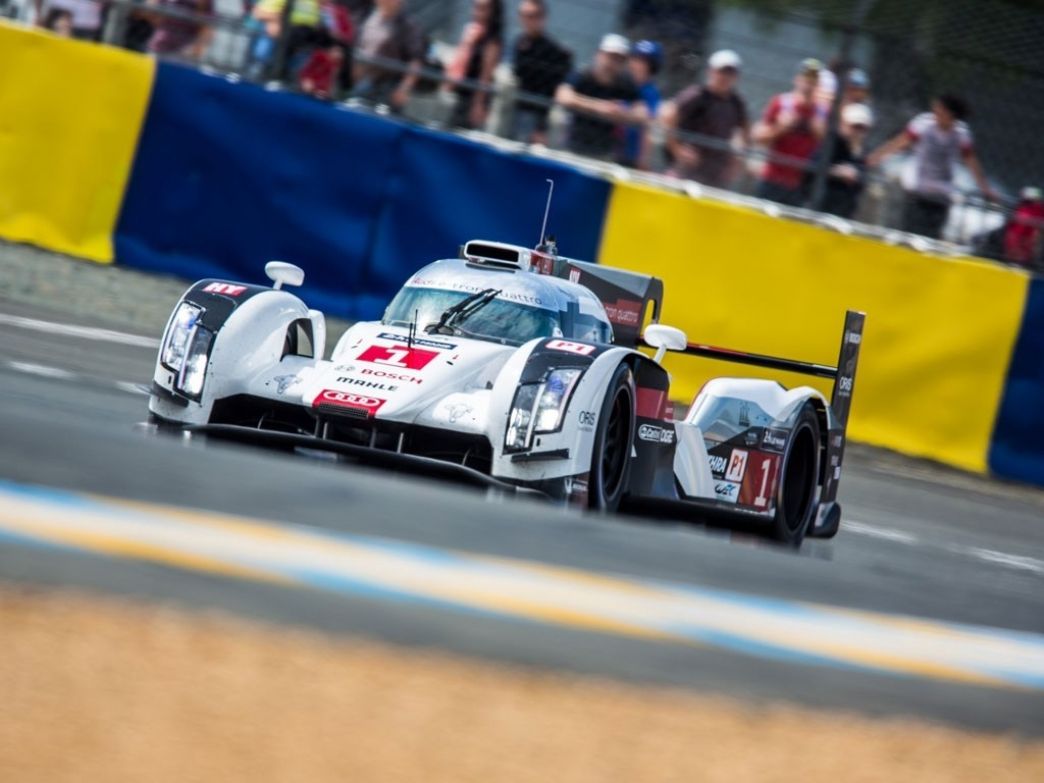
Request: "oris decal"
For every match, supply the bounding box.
[203,282,248,296]
[358,344,439,370]
[546,339,596,356]
[638,423,675,445]
[577,410,596,427]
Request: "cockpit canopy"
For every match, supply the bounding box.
[382,259,614,346]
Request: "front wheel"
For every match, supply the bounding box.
[769,402,821,546]
[588,364,635,512]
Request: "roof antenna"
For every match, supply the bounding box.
[538,179,555,252]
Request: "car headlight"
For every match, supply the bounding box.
[176,325,214,398]
[162,302,203,372]
[505,368,582,452]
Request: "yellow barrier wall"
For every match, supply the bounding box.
[600,182,1029,473]
[0,24,153,262]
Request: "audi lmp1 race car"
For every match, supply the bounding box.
[148,239,864,546]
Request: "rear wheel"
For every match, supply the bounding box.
[769,402,820,546]
[588,364,635,512]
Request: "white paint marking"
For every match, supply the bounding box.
[6,361,76,380]
[845,520,919,545]
[0,313,160,349]
[961,547,1044,576]
[116,381,151,396]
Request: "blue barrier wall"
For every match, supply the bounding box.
[116,63,610,319]
[990,277,1044,485]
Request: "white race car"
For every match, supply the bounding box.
[148,239,864,546]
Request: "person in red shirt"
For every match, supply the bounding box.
[1004,187,1044,268]
[753,58,827,206]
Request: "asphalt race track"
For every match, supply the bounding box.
[2,290,1043,735]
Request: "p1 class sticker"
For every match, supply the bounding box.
[545,339,596,356]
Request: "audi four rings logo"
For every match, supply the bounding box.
[321,391,380,406]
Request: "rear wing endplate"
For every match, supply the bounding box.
[676,310,865,429]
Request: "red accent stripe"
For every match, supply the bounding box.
[636,387,667,420]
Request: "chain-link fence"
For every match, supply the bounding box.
[9,0,1044,270]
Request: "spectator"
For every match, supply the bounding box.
[843,68,871,107]
[805,102,873,219]
[620,39,662,170]
[661,48,749,188]
[868,94,997,240]
[351,0,425,112]
[249,0,323,80]
[445,0,504,130]
[555,33,647,161]
[753,57,826,206]
[42,7,73,35]
[38,0,101,40]
[146,0,214,59]
[511,0,572,145]
[1004,187,1044,267]
[298,32,347,100]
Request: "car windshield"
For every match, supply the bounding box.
[383,286,562,346]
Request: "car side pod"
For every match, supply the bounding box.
[643,324,688,364]
[265,261,305,290]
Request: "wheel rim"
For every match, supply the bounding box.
[600,388,629,499]
[782,424,816,534]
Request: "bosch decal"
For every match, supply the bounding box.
[725,449,748,482]
[638,423,675,445]
[546,339,596,356]
[358,344,439,370]
[360,368,422,385]
[203,282,248,296]
[761,428,788,453]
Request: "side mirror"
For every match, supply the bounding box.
[643,324,688,364]
[265,261,305,290]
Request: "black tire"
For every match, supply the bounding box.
[769,402,821,546]
[588,364,636,512]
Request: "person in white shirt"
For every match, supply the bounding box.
[868,94,997,240]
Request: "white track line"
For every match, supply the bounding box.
[845,520,920,545]
[0,313,159,349]
[848,519,1044,577]
[6,361,76,380]
[3,360,146,397]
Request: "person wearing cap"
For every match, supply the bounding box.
[803,103,873,218]
[661,48,750,187]
[620,39,663,169]
[753,57,828,206]
[1003,187,1044,267]
[868,94,997,240]
[555,33,648,161]
[511,0,573,145]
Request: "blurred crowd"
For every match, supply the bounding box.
[19,0,1044,268]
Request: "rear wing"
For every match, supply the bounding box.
[676,310,865,429]
[666,310,865,538]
